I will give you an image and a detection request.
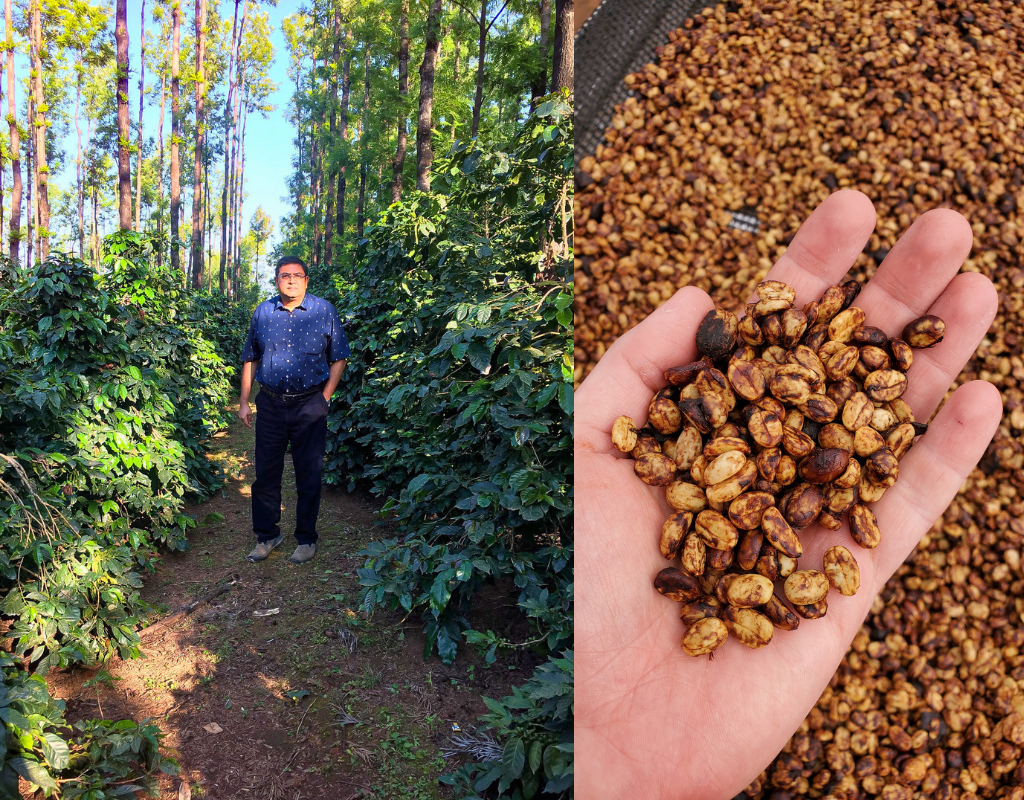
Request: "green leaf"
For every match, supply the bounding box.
[558,384,574,415]
[528,739,544,773]
[40,733,70,770]
[9,758,57,792]
[502,737,526,779]
[467,342,491,372]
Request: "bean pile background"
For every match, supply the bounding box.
[575,0,1024,797]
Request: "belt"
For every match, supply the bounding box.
[259,382,326,402]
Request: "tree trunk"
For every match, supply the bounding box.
[156,74,165,265]
[115,0,131,231]
[357,47,369,238]
[325,13,342,266]
[92,187,98,267]
[531,0,551,104]
[220,0,242,294]
[550,0,572,93]
[234,98,248,287]
[135,0,146,231]
[31,0,49,258]
[76,64,84,258]
[472,0,487,137]
[170,3,181,272]
[6,0,20,265]
[310,91,322,267]
[415,0,443,192]
[190,0,207,288]
[26,90,33,266]
[337,54,351,238]
[390,0,409,205]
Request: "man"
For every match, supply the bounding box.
[238,255,350,564]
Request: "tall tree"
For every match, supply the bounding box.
[390,0,408,204]
[134,0,146,230]
[464,0,509,137]
[550,0,572,92]
[190,0,207,288]
[31,0,50,258]
[323,7,342,266]
[219,0,242,295]
[415,0,443,191]
[335,52,350,240]
[531,0,551,103]
[156,73,166,263]
[357,46,369,238]
[170,0,181,272]
[115,0,131,230]
[6,0,20,264]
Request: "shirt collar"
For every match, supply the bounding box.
[274,294,309,311]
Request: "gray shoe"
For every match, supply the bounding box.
[289,543,317,564]
[246,534,284,562]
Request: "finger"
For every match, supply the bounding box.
[749,189,877,306]
[865,379,1002,590]
[575,286,714,451]
[898,272,998,421]
[856,208,975,338]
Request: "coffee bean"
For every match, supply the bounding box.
[654,567,701,601]
[727,358,767,401]
[736,528,764,571]
[784,482,825,529]
[648,395,683,434]
[854,426,886,457]
[779,308,809,348]
[634,452,678,486]
[659,511,694,559]
[799,393,839,423]
[679,397,712,434]
[798,447,850,484]
[775,454,798,486]
[681,616,729,657]
[756,538,781,582]
[704,450,747,485]
[859,345,892,372]
[748,408,784,447]
[631,434,662,459]
[865,447,899,487]
[673,426,704,469]
[763,593,801,631]
[851,326,888,347]
[785,569,830,605]
[696,308,739,360]
[828,307,867,343]
[902,315,946,348]
[818,422,854,452]
[679,533,706,577]
[695,509,740,549]
[679,597,722,626]
[729,491,776,530]
[611,416,638,452]
[705,459,758,503]
[757,279,796,305]
[832,457,862,489]
[843,392,875,431]
[705,544,735,571]
[727,574,775,608]
[792,596,828,620]
[761,506,803,558]
[823,545,861,596]
[886,423,917,460]
[825,345,860,381]
[722,606,775,648]
[850,504,882,549]
[890,338,914,371]
[664,358,713,387]
[864,369,909,402]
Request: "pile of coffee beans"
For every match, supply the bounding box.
[613,279,944,656]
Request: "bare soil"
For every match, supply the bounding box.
[45,399,537,799]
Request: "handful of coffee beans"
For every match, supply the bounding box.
[612,279,946,656]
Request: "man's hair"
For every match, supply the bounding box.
[275,256,308,279]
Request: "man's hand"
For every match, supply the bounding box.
[239,400,253,428]
[575,191,1003,800]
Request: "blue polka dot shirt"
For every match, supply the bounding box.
[240,293,351,393]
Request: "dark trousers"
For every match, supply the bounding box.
[252,389,329,545]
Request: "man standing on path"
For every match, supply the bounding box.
[237,256,350,564]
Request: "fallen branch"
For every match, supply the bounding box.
[139,575,239,638]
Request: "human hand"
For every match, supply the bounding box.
[238,400,253,428]
[575,190,1002,799]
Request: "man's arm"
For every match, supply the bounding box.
[323,359,347,400]
[240,359,260,404]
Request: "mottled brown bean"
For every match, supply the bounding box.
[785,482,825,529]
[832,458,861,489]
[902,315,946,348]
[763,594,801,631]
[890,338,914,371]
[798,448,850,484]
[705,544,734,571]
[737,528,764,571]
[842,392,875,431]
[782,425,815,459]
[654,567,702,601]
[679,597,722,626]
[761,506,803,558]
[784,569,830,605]
[864,369,909,402]
[828,307,866,343]
[823,545,861,596]
[775,454,798,486]
[659,511,693,559]
[818,423,854,452]
[696,308,739,360]
[681,616,729,657]
[859,345,892,372]
[727,359,766,401]
[704,450,746,485]
[727,574,775,608]
[887,423,917,460]
[632,435,662,459]
[705,459,758,504]
[611,416,638,452]
[679,397,712,434]
[729,492,776,530]
[851,326,888,347]
[664,358,712,387]
[854,426,886,458]
[865,447,899,487]
[679,533,706,577]
[756,447,782,482]
[849,504,882,549]
[722,606,774,648]
[800,393,839,423]
[665,481,708,513]
[634,452,678,486]
[748,409,784,448]
[825,345,860,381]
[694,509,740,550]
[756,539,781,582]
[792,597,828,620]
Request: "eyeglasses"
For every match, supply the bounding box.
[278,273,307,281]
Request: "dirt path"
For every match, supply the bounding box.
[46,398,533,799]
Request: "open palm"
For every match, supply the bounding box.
[576,191,1003,799]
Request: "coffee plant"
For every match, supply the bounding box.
[307,95,574,798]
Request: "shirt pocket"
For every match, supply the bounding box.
[304,350,325,375]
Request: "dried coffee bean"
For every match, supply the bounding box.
[648,396,683,434]
[757,279,796,306]
[887,397,915,424]
[714,422,743,439]
[755,446,781,482]
[779,308,809,348]
[694,509,740,550]
[815,286,847,324]
[798,448,850,484]
[632,434,662,459]
[680,617,729,657]
[854,426,886,457]
[864,369,909,402]
[793,597,828,620]
[803,321,830,352]
[818,422,854,452]
[831,458,861,489]
[705,450,747,485]
[679,597,722,626]
[729,492,775,530]
[725,357,766,400]
[763,594,801,631]
[761,506,803,558]
[700,392,729,429]
[722,606,774,649]
[665,482,707,513]
[825,484,858,515]
[842,392,874,431]
[738,314,765,346]
[799,393,839,423]
[703,436,750,459]
[664,358,712,387]
[736,528,763,570]
[850,504,882,549]
[679,533,706,577]
[823,545,861,596]
[783,408,805,430]
[782,425,815,459]
[754,297,791,318]
[697,568,724,598]
[696,308,739,360]
[825,345,860,381]
[870,407,898,432]
[775,454,797,486]
[886,423,916,460]
[858,474,888,504]
[902,315,946,348]
[706,544,734,571]
[828,307,866,343]
[859,345,892,372]
[714,573,737,605]
[690,454,708,487]
[654,567,701,601]
[818,509,843,530]
[784,482,825,529]
[840,281,861,309]
[784,569,830,605]
[679,398,712,434]
[659,511,694,559]
[865,447,899,487]
[761,313,784,346]
[673,427,703,469]
[818,340,846,363]
[748,409,784,447]
[777,553,798,579]
[727,574,774,608]
[827,377,858,409]
[705,459,757,503]
[851,326,888,347]
[661,437,678,462]
[755,539,781,582]
[634,453,678,486]
[890,338,913,371]
[770,364,817,405]
[611,416,638,452]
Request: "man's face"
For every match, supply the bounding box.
[277,265,308,301]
